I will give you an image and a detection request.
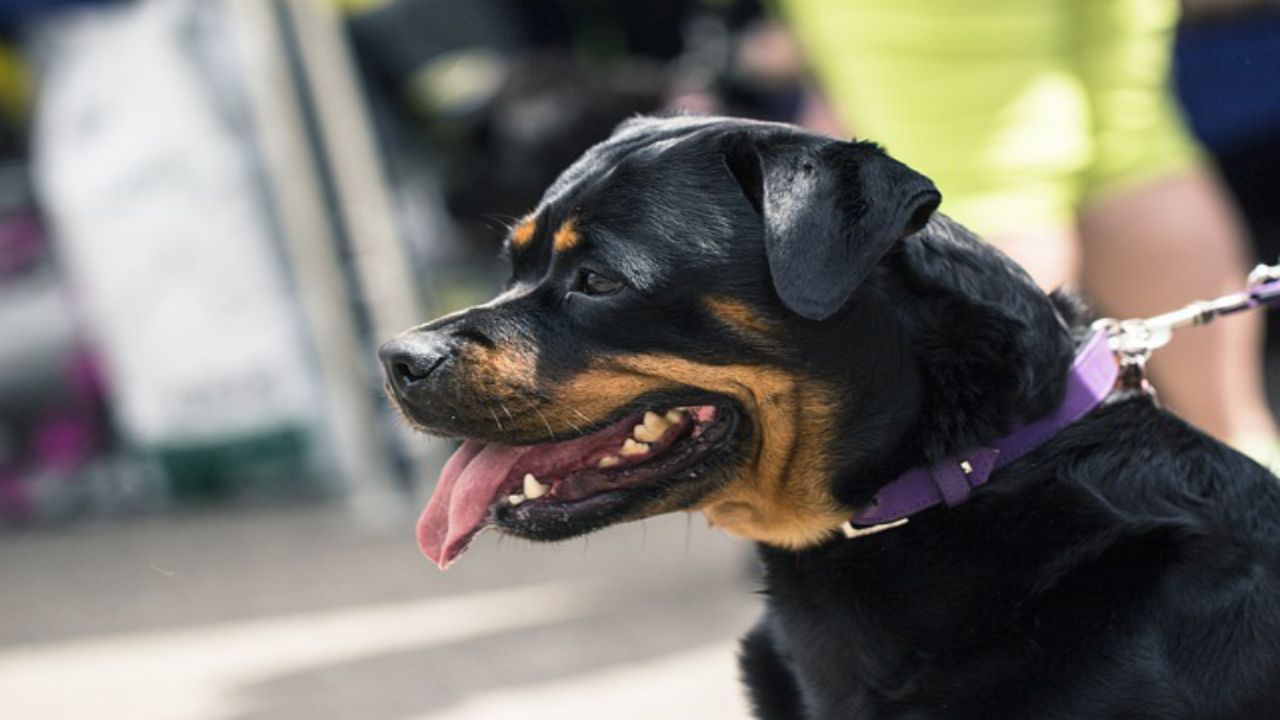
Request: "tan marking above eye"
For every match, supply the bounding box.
[553,217,581,253]
[511,216,537,249]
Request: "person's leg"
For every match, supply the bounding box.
[985,227,1080,292]
[1072,0,1278,455]
[1079,172,1277,445]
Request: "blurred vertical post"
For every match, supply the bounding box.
[225,0,420,518]
[283,0,420,347]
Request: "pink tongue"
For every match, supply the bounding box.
[414,412,670,570]
[417,439,535,570]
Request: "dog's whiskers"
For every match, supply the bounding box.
[685,513,692,557]
[515,396,557,441]
[544,398,585,434]
[533,406,556,441]
[558,399,595,428]
[522,390,594,435]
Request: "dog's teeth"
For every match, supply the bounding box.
[523,473,548,499]
[665,409,684,425]
[507,494,525,506]
[598,456,621,468]
[633,425,663,443]
[621,438,650,456]
[646,410,672,433]
[633,411,672,442]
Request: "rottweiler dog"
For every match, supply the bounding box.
[380,116,1280,718]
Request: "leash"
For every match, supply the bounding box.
[1093,262,1280,395]
[841,261,1280,540]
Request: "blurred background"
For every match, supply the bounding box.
[1,0,1279,717]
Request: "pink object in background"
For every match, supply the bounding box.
[0,212,44,277]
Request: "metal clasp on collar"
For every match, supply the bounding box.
[1090,317,1161,397]
[1093,261,1280,395]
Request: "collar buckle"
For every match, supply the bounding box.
[840,518,909,539]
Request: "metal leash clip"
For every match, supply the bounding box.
[1092,262,1280,396]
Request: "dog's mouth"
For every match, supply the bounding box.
[417,401,739,569]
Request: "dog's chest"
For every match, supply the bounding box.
[765,590,932,717]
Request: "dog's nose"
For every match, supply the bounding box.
[379,335,452,396]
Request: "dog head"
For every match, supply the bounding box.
[381,116,1072,569]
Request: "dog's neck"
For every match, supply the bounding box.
[759,221,1103,695]
[831,215,1081,510]
[848,330,1116,533]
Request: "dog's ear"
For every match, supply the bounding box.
[723,134,941,320]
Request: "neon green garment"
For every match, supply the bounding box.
[781,0,1202,236]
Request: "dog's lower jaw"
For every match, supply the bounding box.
[701,495,848,549]
[696,392,851,549]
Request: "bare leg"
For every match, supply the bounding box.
[1078,170,1277,446]
[985,226,1081,292]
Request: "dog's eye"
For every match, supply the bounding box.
[576,270,623,297]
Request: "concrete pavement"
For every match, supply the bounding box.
[0,502,762,719]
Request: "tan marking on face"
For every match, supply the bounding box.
[553,356,847,548]
[705,296,776,338]
[466,343,538,389]
[511,216,537,249]
[553,217,581,253]
[446,340,565,437]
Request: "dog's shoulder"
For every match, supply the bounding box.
[1014,398,1280,716]
[752,394,1280,718]
[1039,395,1280,549]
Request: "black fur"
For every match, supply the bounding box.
[383,116,1280,718]
[721,126,1280,718]
[746,394,1280,719]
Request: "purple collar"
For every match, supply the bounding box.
[842,330,1119,538]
